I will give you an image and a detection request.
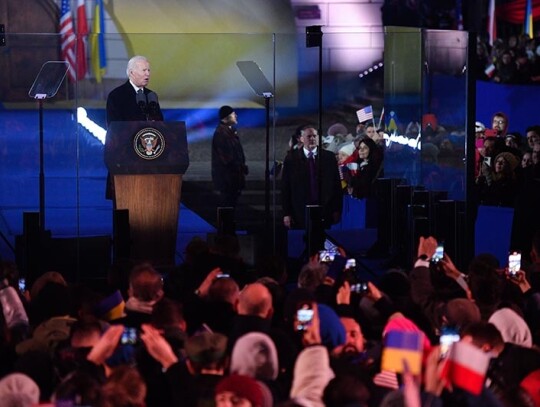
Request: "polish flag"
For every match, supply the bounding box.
[484,64,496,78]
[440,341,491,396]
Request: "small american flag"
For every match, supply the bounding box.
[60,0,77,81]
[356,105,374,123]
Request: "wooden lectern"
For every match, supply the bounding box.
[104,121,189,266]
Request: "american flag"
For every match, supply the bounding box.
[60,0,77,81]
[356,105,374,123]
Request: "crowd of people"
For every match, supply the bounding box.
[283,121,385,201]
[301,107,540,212]
[1,229,540,406]
[476,34,540,85]
[474,112,540,207]
[3,29,540,406]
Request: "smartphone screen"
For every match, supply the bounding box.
[350,282,368,294]
[345,258,356,270]
[18,278,26,293]
[296,303,314,331]
[319,250,336,263]
[121,327,138,345]
[432,243,444,263]
[439,327,460,358]
[508,251,521,276]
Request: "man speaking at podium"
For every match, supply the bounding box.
[106,55,164,125]
[105,55,164,199]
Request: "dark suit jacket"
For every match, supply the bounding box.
[211,122,247,192]
[281,147,343,229]
[106,80,164,125]
[105,81,164,199]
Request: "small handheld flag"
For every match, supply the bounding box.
[381,330,423,375]
[356,105,374,124]
[440,341,491,396]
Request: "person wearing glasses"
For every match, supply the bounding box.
[491,111,509,137]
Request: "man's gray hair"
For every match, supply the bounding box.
[126,55,148,77]
[297,262,326,291]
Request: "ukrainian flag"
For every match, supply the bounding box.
[94,290,125,321]
[525,0,534,39]
[381,330,423,375]
[91,0,107,83]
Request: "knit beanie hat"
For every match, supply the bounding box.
[338,142,356,158]
[488,307,532,347]
[219,105,234,120]
[383,313,432,355]
[230,332,279,380]
[0,373,40,405]
[327,123,348,137]
[215,374,263,406]
[475,121,486,133]
[317,303,346,350]
[0,286,29,328]
[93,290,126,321]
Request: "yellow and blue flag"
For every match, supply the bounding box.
[525,0,533,39]
[94,290,125,321]
[381,330,423,375]
[91,0,107,83]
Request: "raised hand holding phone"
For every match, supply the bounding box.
[508,251,521,278]
[336,280,351,305]
[417,236,438,260]
[431,242,444,264]
[295,301,321,346]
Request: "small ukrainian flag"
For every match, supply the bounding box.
[381,330,423,375]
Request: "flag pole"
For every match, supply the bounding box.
[377,107,385,130]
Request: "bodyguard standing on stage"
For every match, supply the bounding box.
[211,106,248,209]
[281,125,342,230]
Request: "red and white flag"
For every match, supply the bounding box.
[484,63,496,78]
[440,341,491,396]
[60,0,77,81]
[76,0,88,80]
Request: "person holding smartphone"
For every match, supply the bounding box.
[477,151,520,207]
[410,236,474,340]
[289,302,335,407]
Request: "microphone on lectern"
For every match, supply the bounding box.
[147,92,160,121]
[136,89,147,113]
